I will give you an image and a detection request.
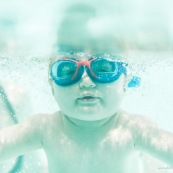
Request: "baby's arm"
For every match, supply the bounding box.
[130,115,173,165]
[0,115,43,161]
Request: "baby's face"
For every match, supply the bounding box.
[49,52,126,121]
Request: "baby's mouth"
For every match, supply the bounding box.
[77,96,100,105]
[81,96,97,101]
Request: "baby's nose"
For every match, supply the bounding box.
[79,71,96,88]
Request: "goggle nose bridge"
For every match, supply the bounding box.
[71,61,88,80]
[72,60,97,80]
[77,60,91,67]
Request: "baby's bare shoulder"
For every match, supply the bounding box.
[118,112,160,149]
[118,111,157,130]
[22,112,63,144]
[26,112,61,127]
[23,112,62,131]
[115,111,158,147]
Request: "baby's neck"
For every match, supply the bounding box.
[61,112,120,130]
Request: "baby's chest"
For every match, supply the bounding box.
[46,146,129,173]
[44,130,137,173]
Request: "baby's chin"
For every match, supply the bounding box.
[64,111,114,122]
[62,113,116,128]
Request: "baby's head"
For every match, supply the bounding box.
[48,3,139,122]
[48,50,128,122]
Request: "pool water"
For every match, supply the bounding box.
[0,52,173,172]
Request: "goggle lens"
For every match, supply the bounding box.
[90,59,118,78]
[52,60,77,79]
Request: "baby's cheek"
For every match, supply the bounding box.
[105,84,124,99]
[103,88,124,112]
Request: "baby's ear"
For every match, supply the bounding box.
[123,75,130,92]
[48,78,54,95]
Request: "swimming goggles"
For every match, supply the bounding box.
[49,56,141,87]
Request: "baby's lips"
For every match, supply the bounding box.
[79,91,101,99]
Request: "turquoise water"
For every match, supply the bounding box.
[0,52,173,172]
[122,52,173,132]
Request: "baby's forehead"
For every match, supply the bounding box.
[50,51,124,63]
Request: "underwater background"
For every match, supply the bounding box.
[0,0,173,172]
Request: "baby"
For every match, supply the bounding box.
[1,3,173,173]
[0,49,173,173]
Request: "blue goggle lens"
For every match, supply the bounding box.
[52,60,77,79]
[90,59,118,78]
